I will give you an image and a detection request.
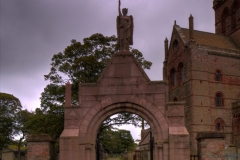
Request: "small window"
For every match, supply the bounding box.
[214,118,225,131]
[173,40,179,52]
[215,93,224,107]
[170,68,177,86]
[178,63,184,83]
[215,70,222,81]
[216,123,221,131]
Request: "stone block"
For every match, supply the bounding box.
[123,77,138,85]
[131,63,141,76]
[105,65,115,77]
[108,77,123,85]
[98,86,117,95]
[115,63,131,77]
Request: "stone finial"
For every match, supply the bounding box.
[189,14,194,40]
[65,82,72,106]
[164,38,169,61]
[174,20,177,26]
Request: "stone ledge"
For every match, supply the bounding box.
[27,134,55,142]
[196,132,225,140]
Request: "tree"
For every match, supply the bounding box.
[38,33,152,139]
[99,128,136,154]
[0,92,22,150]
[15,109,32,158]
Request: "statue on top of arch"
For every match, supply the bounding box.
[117,0,134,51]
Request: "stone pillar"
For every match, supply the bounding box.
[169,127,190,160]
[166,102,190,160]
[27,134,55,160]
[196,132,225,160]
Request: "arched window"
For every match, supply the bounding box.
[214,118,225,131]
[215,92,224,107]
[178,63,184,84]
[173,40,179,52]
[215,70,222,82]
[170,68,177,86]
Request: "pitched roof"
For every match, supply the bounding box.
[180,28,240,50]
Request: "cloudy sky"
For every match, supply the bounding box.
[1,0,215,139]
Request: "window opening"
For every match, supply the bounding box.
[216,123,221,131]
[214,118,225,132]
[170,68,177,87]
[226,16,231,34]
[216,93,223,107]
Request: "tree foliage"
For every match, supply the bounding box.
[99,129,136,154]
[25,108,63,139]
[0,93,22,150]
[37,33,152,140]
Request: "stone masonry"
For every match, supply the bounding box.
[26,134,55,160]
[59,51,190,160]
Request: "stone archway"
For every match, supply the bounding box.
[80,96,169,160]
[59,51,190,160]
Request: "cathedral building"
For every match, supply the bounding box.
[163,0,240,154]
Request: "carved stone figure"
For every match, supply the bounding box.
[117,0,133,51]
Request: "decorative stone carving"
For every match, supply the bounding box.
[32,145,43,156]
[207,142,219,154]
[66,109,80,126]
[168,107,182,123]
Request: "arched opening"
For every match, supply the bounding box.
[96,112,149,159]
[80,101,168,160]
[215,92,224,107]
[214,118,225,131]
[170,68,177,87]
[178,63,184,84]
[215,70,222,82]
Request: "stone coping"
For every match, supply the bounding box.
[27,134,55,142]
[196,132,226,140]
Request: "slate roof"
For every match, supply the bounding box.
[180,28,240,50]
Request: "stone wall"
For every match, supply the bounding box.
[196,132,226,160]
[27,134,55,160]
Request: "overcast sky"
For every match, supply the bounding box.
[0,0,215,140]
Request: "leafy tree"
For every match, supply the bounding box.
[15,109,32,158]
[37,33,152,140]
[25,108,63,139]
[0,92,22,150]
[99,128,136,154]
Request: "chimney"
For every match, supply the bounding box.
[189,14,194,40]
[65,82,72,106]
